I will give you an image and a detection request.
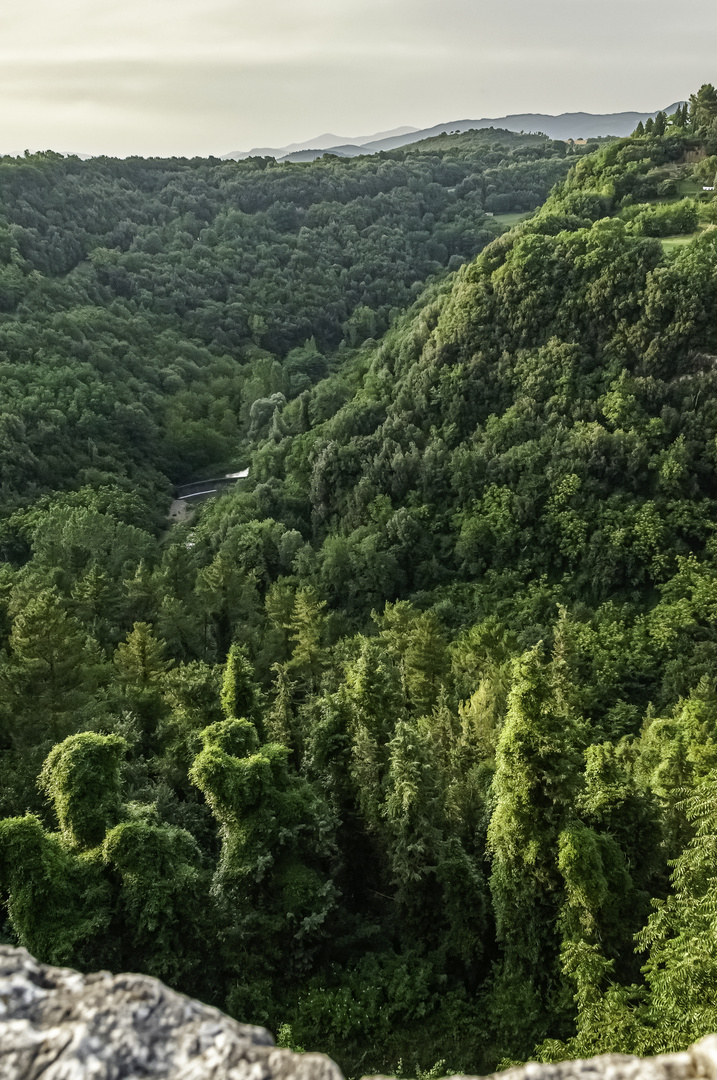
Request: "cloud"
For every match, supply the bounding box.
[0,0,711,156]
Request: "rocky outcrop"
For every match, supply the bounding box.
[481,1038,717,1080]
[0,946,341,1080]
[2,944,717,1080]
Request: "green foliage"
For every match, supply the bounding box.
[638,776,717,1049]
[276,1024,306,1054]
[0,732,215,994]
[189,718,338,985]
[115,622,170,686]
[487,644,585,1055]
[39,732,126,849]
[6,97,717,1075]
[624,199,699,237]
[0,813,112,968]
[689,84,717,135]
[0,135,585,507]
[220,642,259,721]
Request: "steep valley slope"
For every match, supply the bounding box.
[3,95,717,1078]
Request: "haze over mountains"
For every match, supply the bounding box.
[227,125,420,160]
[6,104,684,163]
[224,104,683,162]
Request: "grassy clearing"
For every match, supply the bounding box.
[492,211,531,229]
[676,178,705,197]
[661,234,699,252]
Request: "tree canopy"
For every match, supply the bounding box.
[4,94,717,1077]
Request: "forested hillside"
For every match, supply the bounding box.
[0,128,580,508]
[4,91,717,1078]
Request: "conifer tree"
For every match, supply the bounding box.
[689,84,717,133]
[3,589,102,744]
[487,644,585,1056]
[195,552,261,657]
[114,621,171,687]
[285,586,327,695]
[403,612,450,716]
[220,641,259,722]
[159,541,198,600]
[638,774,717,1049]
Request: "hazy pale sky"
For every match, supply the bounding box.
[0,0,711,157]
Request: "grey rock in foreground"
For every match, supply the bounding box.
[0,945,342,1080]
[442,1036,717,1080]
[3,946,717,1080]
[367,1041,717,1080]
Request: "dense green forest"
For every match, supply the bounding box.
[4,89,717,1077]
[0,126,582,509]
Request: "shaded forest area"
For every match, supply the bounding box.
[4,93,717,1077]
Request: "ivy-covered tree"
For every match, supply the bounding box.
[189,717,338,1017]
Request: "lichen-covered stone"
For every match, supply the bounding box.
[445,1036,717,1080]
[2,945,717,1080]
[0,946,342,1080]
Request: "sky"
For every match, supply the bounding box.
[0,0,712,158]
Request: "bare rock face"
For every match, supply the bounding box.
[480,1038,717,1080]
[354,1041,717,1080]
[0,945,343,1080]
[433,1038,717,1080]
[2,944,717,1080]
[369,1040,717,1080]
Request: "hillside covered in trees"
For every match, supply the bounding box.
[0,127,582,509]
[3,89,717,1077]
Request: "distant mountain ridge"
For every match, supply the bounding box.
[223,104,684,162]
[223,126,419,161]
